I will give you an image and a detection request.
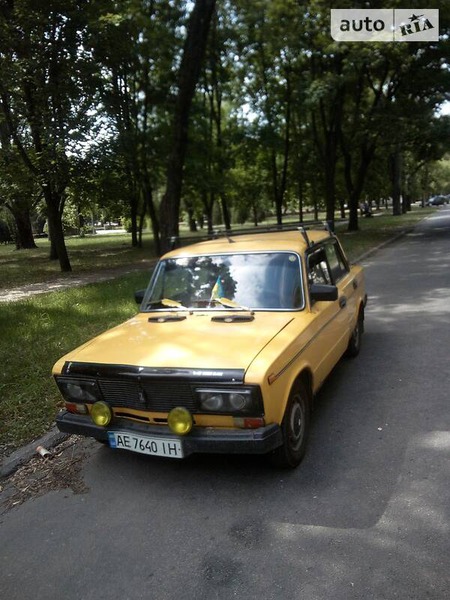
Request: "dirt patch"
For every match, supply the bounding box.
[0,436,89,515]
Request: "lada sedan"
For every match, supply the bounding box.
[54,225,367,468]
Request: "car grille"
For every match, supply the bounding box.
[97,378,198,413]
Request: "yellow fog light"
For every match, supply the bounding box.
[168,407,193,435]
[91,402,112,427]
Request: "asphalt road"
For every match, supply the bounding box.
[1,208,449,600]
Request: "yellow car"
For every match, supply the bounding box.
[54,224,366,468]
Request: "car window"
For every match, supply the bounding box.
[144,252,304,311]
[324,241,349,283]
[307,248,331,285]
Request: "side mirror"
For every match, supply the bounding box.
[310,283,338,302]
[134,289,145,304]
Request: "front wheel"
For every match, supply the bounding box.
[346,310,363,358]
[269,381,311,469]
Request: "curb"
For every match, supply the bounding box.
[353,227,413,263]
[0,428,69,479]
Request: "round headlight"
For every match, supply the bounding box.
[200,393,223,411]
[91,401,112,426]
[229,393,248,411]
[67,383,84,400]
[168,407,193,435]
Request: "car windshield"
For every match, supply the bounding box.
[143,252,304,311]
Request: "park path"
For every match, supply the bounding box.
[0,259,156,304]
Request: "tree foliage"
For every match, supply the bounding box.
[0,0,449,270]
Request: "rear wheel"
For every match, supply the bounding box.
[269,381,311,468]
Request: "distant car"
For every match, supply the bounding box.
[427,196,447,206]
[54,225,367,468]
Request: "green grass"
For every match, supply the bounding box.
[0,207,435,456]
[0,233,155,290]
[334,208,435,261]
[0,271,150,456]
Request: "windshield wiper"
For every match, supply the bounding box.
[211,297,252,312]
[146,298,189,310]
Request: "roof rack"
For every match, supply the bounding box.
[169,220,335,250]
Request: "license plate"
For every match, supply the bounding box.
[107,431,184,459]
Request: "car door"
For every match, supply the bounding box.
[306,245,350,388]
[324,239,358,334]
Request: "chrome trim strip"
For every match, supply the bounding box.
[62,362,245,384]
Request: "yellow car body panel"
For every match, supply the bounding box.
[53,311,295,374]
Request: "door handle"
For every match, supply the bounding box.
[352,279,358,290]
[339,296,347,308]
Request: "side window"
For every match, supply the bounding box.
[307,248,332,286]
[324,242,349,283]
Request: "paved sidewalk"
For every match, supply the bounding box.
[0,259,156,304]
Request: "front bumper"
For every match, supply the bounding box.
[56,411,283,457]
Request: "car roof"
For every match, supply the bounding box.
[163,229,333,259]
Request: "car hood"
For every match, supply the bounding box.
[53,312,294,374]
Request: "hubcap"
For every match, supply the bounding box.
[289,398,305,452]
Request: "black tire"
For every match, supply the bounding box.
[346,309,363,358]
[269,381,311,469]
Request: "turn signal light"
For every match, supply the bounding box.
[65,402,88,415]
[233,417,265,429]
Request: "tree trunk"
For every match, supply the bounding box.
[298,178,304,223]
[6,201,36,249]
[187,205,197,232]
[390,147,402,216]
[137,202,146,248]
[277,70,292,224]
[311,109,340,231]
[271,147,282,226]
[252,203,258,227]
[45,191,71,272]
[143,181,161,256]
[202,191,214,234]
[159,0,217,254]
[324,157,336,230]
[220,194,231,230]
[129,193,139,247]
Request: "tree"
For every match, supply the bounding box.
[159,0,217,253]
[90,0,183,253]
[0,0,95,271]
[0,119,37,249]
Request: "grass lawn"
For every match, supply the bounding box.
[0,271,150,458]
[0,233,156,291]
[336,208,435,261]
[0,207,436,457]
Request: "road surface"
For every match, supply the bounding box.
[1,208,449,599]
